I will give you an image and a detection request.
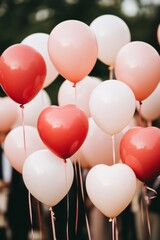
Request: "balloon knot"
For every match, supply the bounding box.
[72,82,76,88]
[139,101,142,105]
[20,104,24,109]
[63,158,67,163]
[109,218,113,222]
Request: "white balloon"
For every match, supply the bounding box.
[89,80,136,136]
[90,14,131,66]
[86,163,137,219]
[4,125,46,173]
[22,33,59,88]
[23,149,74,207]
[15,89,51,127]
[137,83,160,121]
[58,76,101,118]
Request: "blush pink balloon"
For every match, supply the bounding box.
[115,41,160,101]
[48,20,98,85]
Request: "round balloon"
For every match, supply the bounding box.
[86,163,137,219]
[37,104,89,159]
[115,41,160,101]
[23,149,74,207]
[48,20,98,85]
[89,79,136,136]
[15,89,51,127]
[4,125,46,173]
[120,126,160,183]
[90,14,131,67]
[58,76,101,118]
[22,33,59,88]
[137,83,160,122]
[0,44,46,105]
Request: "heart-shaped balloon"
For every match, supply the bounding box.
[120,126,160,183]
[23,149,74,207]
[86,163,137,219]
[37,104,88,159]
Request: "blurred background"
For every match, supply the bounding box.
[0,0,159,102]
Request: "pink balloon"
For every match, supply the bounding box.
[115,41,160,101]
[58,76,101,118]
[48,20,98,85]
[4,125,46,173]
[0,97,18,132]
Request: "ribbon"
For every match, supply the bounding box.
[49,207,57,240]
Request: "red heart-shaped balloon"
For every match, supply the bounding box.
[120,126,160,183]
[37,104,88,159]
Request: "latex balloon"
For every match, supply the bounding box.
[37,104,89,159]
[0,44,46,105]
[72,118,122,168]
[48,20,98,85]
[115,41,160,101]
[4,125,46,173]
[137,83,160,121]
[0,97,18,132]
[120,126,160,183]
[58,76,101,118]
[23,149,74,207]
[86,163,137,219]
[15,89,51,127]
[90,14,131,67]
[22,33,59,88]
[89,79,136,136]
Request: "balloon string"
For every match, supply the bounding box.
[147,121,152,127]
[74,162,79,235]
[74,84,78,107]
[111,218,119,240]
[143,184,157,236]
[37,200,43,240]
[78,161,91,240]
[20,104,27,157]
[138,101,143,127]
[111,135,116,165]
[49,207,57,240]
[64,162,69,240]
[28,192,34,240]
[109,66,114,79]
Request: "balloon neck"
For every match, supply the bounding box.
[20,104,24,109]
[109,218,113,222]
[72,82,76,88]
[63,158,67,163]
[139,101,142,105]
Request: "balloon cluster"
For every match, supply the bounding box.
[0,15,160,222]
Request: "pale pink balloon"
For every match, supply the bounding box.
[157,24,160,45]
[23,149,74,207]
[48,20,98,85]
[72,118,122,168]
[4,125,46,173]
[86,163,137,219]
[58,76,101,118]
[0,97,18,132]
[115,41,160,101]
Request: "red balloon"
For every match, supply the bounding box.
[37,104,89,159]
[0,44,46,105]
[120,126,160,183]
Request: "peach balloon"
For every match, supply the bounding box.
[115,41,160,101]
[48,20,98,85]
